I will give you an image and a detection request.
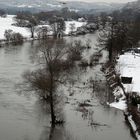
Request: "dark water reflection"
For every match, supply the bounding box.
[0,34,135,140]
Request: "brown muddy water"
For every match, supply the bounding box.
[0,34,135,140]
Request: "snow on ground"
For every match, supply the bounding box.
[110,100,127,110]
[65,21,86,35]
[117,52,140,95]
[109,86,127,110]
[17,5,34,8]
[110,52,140,110]
[0,15,86,40]
[109,51,140,110]
[47,3,62,8]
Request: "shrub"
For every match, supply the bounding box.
[11,33,24,45]
[4,29,24,45]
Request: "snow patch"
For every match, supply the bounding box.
[109,86,127,110]
[110,100,127,110]
[47,4,62,8]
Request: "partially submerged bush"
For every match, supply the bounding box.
[11,33,24,45]
[36,26,49,39]
[4,29,13,42]
[67,41,83,61]
[4,29,24,45]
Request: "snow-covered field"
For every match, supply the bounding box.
[109,52,140,111]
[117,52,140,95]
[0,15,30,39]
[0,15,86,40]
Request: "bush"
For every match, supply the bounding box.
[4,29,13,42]
[4,29,24,45]
[11,33,24,45]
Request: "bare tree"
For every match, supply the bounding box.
[4,29,13,42]
[49,16,65,38]
[36,26,49,40]
[4,29,23,45]
[11,32,24,45]
[27,16,38,38]
[23,40,80,126]
[69,23,76,35]
[67,40,83,61]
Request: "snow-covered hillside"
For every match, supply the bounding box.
[0,15,86,40]
[0,0,125,14]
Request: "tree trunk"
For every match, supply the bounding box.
[109,45,112,62]
[109,23,114,62]
[50,74,56,127]
[50,91,55,127]
[31,31,34,38]
[49,125,55,140]
[31,27,34,38]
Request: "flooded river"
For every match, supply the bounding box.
[0,34,135,140]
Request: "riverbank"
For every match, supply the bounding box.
[0,16,98,48]
[117,52,140,140]
[0,15,90,46]
[101,61,127,111]
[103,51,140,140]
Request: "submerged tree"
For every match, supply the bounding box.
[4,29,24,45]
[36,26,49,40]
[15,13,38,38]
[24,39,83,127]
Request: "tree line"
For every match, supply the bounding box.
[97,8,140,62]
